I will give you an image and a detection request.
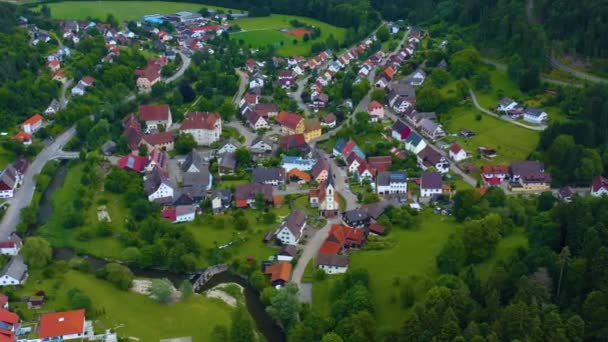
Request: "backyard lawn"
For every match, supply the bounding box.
[441,104,540,166]
[230,14,346,56]
[12,270,233,341]
[34,1,242,22]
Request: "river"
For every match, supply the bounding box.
[33,162,285,342]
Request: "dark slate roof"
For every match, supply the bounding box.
[392,119,409,133]
[1,255,27,281]
[420,172,442,189]
[219,152,237,169]
[252,167,285,184]
[317,253,349,267]
[182,150,205,172]
[524,107,545,117]
[376,171,407,186]
[405,131,423,145]
[282,210,307,236]
[343,209,369,223]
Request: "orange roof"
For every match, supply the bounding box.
[14,131,32,141]
[23,113,43,126]
[235,199,248,208]
[0,308,18,325]
[273,195,283,206]
[384,66,395,79]
[275,111,303,130]
[476,187,488,195]
[319,240,342,254]
[38,309,85,338]
[481,165,509,174]
[264,262,292,283]
[287,168,312,182]
[368,101,383,111]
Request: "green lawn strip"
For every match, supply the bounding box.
[0,145,14,170]
[473,68,525,110]
[475,229,528,281]
[187,207,290,265]
[37,163,126,260]
[12,270,233,341]
[35,1,242,22]
[441,105,539,167]
[301,258,315,283]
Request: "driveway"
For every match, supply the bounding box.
[468,89,547,131]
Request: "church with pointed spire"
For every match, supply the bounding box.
[309,167,340,217]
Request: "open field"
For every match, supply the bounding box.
[12,270,233,341]
[441,104,540,166]
[230,14,346,56]
[473,68,525,109]
[37,163,127,260]
[33,1,242,22]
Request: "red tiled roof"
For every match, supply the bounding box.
[368,156,392,173]
[368,101,383,111]
[450,143,462,154]
[139,104,170,121]
[180,112,220,130]
[287,169,311,182]
[591,176,608,192]
[235,199,248,208]
[0,308,18,325]
[81,76,95,85]
[342,139,357,157]
[319,241,342,254]
[0,241,15,248]
[483,177,502,186]
[142,132,174,146]
[14,131,32,142]
[481,165,509,175]
[117,154,147,172]
[384,66,395,79]
[369,223,385,234]
[38,309,85,338]
[275,111,303,131]
[264,262,292,283]
[23,114,43,126]
[48,60,60,67]
[161,208,177,222]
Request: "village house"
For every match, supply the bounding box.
[376,171,407,196]
[253,167,286,186]
[303,118,322,142]
[245,111,270,130]
[254,103,279,118]
[481,165,509,186]
[311,158,330,183]
[275,111,304,135]
[405,132,427,154]
[47,59,60,71]
[140,131,175,152]
[367,101,385,122]
[317,253,349,274]
[264,261,292,287]
[211,189,232,214]
[448,143,467,162]
[391,120,412,141]
[218,152,237,176]
[22,114,43,134]
[0,255,28,285]
[333,138,365,160]
[0,306,18,336]
[509,160,551,192]
[404,69,426,86]
[117,154,147,173]
[388,80,416,113]
[144,166,174,203]
[420,172,443,197]
[279,134,311,156]
[217,138,241,155]
[277,245,297,262]
[558,186,575,202]
[249,72,265,89]
[419,119,445,141]
[0,166,20,198]
[275,210,307,245]
[406,111,437,128]
[321,113,337,128]
[135,57,167,89]
[309,175,340,218]
[497,97,519,112]
[250,135,274,155]
[139,104,173,132]
[44,99,61,115]
[368,156,392,174]
[523,107,548,124]
[162,205,196,223]
[0,233,22,256]
[179,112,222,146]
[287,168,311,183]
[282,156,314,172]
[38,309,87,341]
[591,176,608,197]
[342,209,370,228]
[52,71,67,83]
[234,183,274,208]
[417,146,449,173]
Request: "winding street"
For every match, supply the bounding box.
[468,89,547,131]
[289,76,311,115]
[232,68,249,107]
[163,50,191,83]
[0,126,77,240]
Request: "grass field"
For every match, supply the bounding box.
[12,270,233,340]
[38,163,128,260]
[34,1,242,22]
[230,14,346,56]
[313,211,459,328]
[441,104,540,166]
[474,68,525,109]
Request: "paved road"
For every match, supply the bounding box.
[549,57,608,84]
[59,78,72,109]
[0,126,76,240]
[163,50,191,83]
[290,76,311,115]
[468,89,547,131]
[233,68,249,107]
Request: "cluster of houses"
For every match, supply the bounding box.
[480,160,552,191]
[497,97,549,124]
[135,56,168,90]
[375,29,424,89]
[0,301,108,341]
[13,114,44,146]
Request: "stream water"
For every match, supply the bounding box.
[33,162,285,341]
